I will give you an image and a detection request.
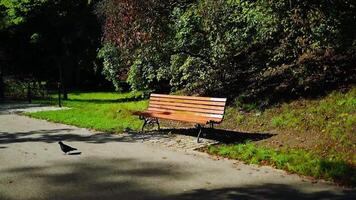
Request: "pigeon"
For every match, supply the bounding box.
[58,141,77,154]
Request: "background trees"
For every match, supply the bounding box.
[97,0,356,105]
[0,0,107,99]
[1,0,355,105]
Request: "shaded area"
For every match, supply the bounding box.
[0,128,181,145]
[157,128,275,144]
[63,96,144,104]
[0,157,189,200]
[0,127,274,146]
[0,157,354,200]
[0,129,129,145]
[0,102,48,114]
[170,185,356,200]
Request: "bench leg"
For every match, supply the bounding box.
[140,117,160,133]
[141,118,148,133]
[156,119,160,131]
[196,124,202,143]
[209,122,214,129]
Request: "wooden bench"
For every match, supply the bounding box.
[132,93,227,142]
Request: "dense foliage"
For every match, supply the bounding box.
[97,0,356,105]
[0,0,105,99]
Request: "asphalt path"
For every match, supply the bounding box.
[0,107,354,199]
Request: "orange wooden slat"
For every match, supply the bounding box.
[149,104,224,115]
[133,111,222,124]
[149,100,225,111]
[151,93,226,102]
[147,107,223,119]
[133,94,227,124]
[150,97,226,106]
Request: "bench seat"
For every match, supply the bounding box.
[132,110,223,125]
[132,93,227,142]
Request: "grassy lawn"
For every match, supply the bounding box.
[26,88,355,186]
[27,91,147,132]
[209,87,356,186]
[208,143,355,186]
[219,88,355,163]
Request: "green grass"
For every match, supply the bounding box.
[208,143,355,186]
[26,91,148,132]
[212,87,355,186]
[224,88,356,136]
[221,87,356,163]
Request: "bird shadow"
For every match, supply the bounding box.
[67,152,82,155]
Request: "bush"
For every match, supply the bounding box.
[4,78,48,99]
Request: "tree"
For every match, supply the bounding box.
[96,0,192,91]
[97,0,356,105]
[1,0,103,99]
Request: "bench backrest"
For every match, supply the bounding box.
[148,93,227,123]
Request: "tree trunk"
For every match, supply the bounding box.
[62,48,71,100]
[27,81,32,103]
[63,84,68,100]
[0,65,4,100]
[58,62,68,100]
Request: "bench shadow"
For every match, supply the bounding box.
[159,128,275,144]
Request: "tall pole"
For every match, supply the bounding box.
[58,63,63,107]
[58,82,62,107]
[0,65,4,101]
[27,81,32,103]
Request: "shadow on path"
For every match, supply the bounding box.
[154,128,275,144]
[0,102,48,114]
[168,184,356,200]
[0,127,275,146]
[0,129,128,145]
[0,157,354,200]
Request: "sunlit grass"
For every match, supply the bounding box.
[27,91,148,132]
[221,87,356,162]
[208,143,355,186]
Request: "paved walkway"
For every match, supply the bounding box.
[0,104,354,199]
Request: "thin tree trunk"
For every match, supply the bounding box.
[58,61,68,100]
[63,84,68,100]
[0,65,4,100]
[62,48,70,100]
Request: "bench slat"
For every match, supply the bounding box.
[150,97,226,106]
[134,111,222,124]
[151,93,226,102]
[133,93,227,126]
[149,100,225,111]
[149,104,224,115]
[147,107,223,119]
